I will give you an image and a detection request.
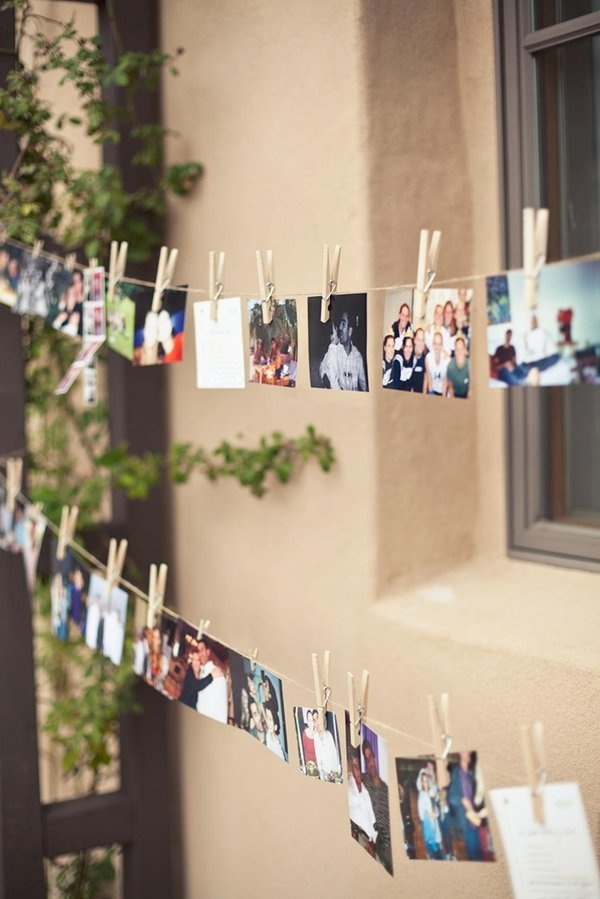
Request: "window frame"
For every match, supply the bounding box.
[494,0,600,572]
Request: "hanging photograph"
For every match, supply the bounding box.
[308,293,368,391]
[107,283,137,360]
[229,654,288,761]
[395,752,495,862]
[487,258,600,387]
[294,706,343,784]
[345,713,393,875]
[82,266,106,341]
[0,242,23,309]
[132,287,187,366]
[194,297,246,389]
[45,264,86,334]
[175,624,231,724]
[247,298,298,387]
[84,572,129,666]
[50,544,91,642]
[133,607,179,695]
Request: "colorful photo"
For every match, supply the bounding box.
[50,545,91,642]
[308,293,368,391]
[107,284,138,360]
[84,572,128,665]
[395,752,495,862]
[294,707,343,783]
[345,713,393,875]
[248,298,298,387]
[0,243,23,308]
[82,266,106,340]
[176,625,231,724]
[487,259,600,387]
[229,655,288,762]
[132,287,187,366]
[46,265,86,335]
[132,608,179,696]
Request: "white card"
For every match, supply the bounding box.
[194,297,245,389]
[490,783,600,899]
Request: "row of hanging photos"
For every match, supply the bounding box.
[12,207,550,326]
[3,455,550,824]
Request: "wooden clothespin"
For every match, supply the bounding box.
[65,253,76,272]
[104,537,128,599]
[5,457,23,514]
[56,504,79,561]
[347,669,369,748]
[256,249,276,325]
[146,562,168,629]
[152,245,179,313]
[428,693,452,788]
[32,240,43,258]
[312,650,331,732]
[413,228,442,324]
[523,207,549,310]
[107,240,128,304]
[320,244,342,323]
[250,647,259,672]
[521,721,547,824]
[196,618,211,640]
[209,250,225,322]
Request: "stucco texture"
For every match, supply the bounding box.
[161,2,600,897]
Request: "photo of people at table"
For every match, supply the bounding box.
[394,753,495,862]
[487,259,600,387]
[247,298,298,387]
[294,707,343,783]
[382,287,472,398]
[229,654,288,762]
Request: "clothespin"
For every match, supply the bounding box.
[413,228,442,324]
[32,240,43,258]
[107,240,128,304]
[521,721,547,824]
[196,618,211,640]
[30,501,44,521]
[65,253,76,272]
[523,207,549,310]
[250,647,259,672]
[5,457,23,514]
[428,693,452,788]
[104,537,128,599]
[312,650,331,732]
[152,245,179,313]
[56,505,79,560]
[347,669,369,748]
[256,249,276,325]
[320,244,342,323]
[209,250,225,322]
[146,562,168,629]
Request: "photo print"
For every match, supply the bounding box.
[0,490,47,591]
[308,293,368,391]
[229,654,288,762]
[247,298,298,387]
[175,624,231,724]
[395,752,495,863]
[381,286,472,397]
[45,264,86,334]
[82,266,106,341]
[84,572,129,666]
[22,503,47,591]
[107,282,137,360]
[294,706,343,784]
[194,297,245,389]
[487,259,600,387]
[50,544,91,642]
[132,287,187,366]
[132,606,177,695]
[0,491,26,555]
[0,242,23,309]
[345,713,393,875]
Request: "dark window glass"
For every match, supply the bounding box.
[532,0,600,29]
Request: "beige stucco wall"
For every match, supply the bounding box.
[162,2,600,897]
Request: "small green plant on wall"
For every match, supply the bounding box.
[1,2,334,895]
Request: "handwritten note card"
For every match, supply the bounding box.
[490,783,600,899]
[194,297,245,389]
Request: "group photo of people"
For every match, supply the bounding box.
[84,573,128,666]
[345,715,394,876]
[50,547,91,643]
[228,654,288,761]
[308,293,369,391]
[248,298,298,387]
[487,259,600,387]
[382,287,472,398]
[294,707,343,783]
[394,752,495,863]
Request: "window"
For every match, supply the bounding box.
[495,1,600,571]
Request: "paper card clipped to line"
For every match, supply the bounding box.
[194,297,245,389]
[490,782,600,899]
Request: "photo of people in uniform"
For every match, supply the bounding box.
[229,654,288,762]
[247,298,298,387]
[84,573,128,666]
[132,287,187,366]
[294,707,343,783]
[345,713,393,876]
[395,753,495,863]
[487,259,600,387]
[382,287,472,398]
[308,293,369,391]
